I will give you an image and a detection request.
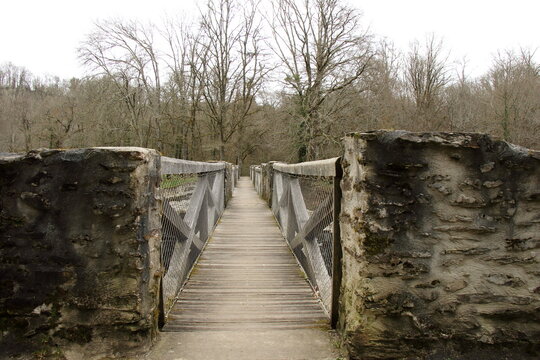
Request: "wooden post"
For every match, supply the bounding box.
[267,161,276,207]
[331,157,343,329]
[158,278,165,329]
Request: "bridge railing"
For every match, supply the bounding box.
[255,158,342,326]
[250,164,263,194]
[231,165,239,188]
[159,157,227,320]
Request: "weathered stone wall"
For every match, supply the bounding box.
[0,148,161,359]
[339,131,540,359]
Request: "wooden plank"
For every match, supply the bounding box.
[163,177,328,332]
[331,158,343,329]
[289,195,332,250]
[161,157,225,175]
[271,172,282,218]
[287,176,332,311]
[162,201,192,239]
[273,157,340,177]
[184,177,207,229]
[277,176,291,233]
[289,178,309,229]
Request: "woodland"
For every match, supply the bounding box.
[1,0,539,169]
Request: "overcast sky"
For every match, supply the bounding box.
[0,0,538,80]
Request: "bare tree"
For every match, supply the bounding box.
[0,63,33,151]
[42,92,83,148]
[162,19,206,159]
[404,35,449,129]
[443,57,479,132]
[196,0,269,161]
[355,40,404,130]
[78,19,162,148]
[482,48,540,144]
[270,0,372,160]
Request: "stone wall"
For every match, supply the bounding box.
[339,131,540,359]
[0,148,162,359]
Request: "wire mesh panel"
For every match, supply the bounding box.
[159,157,226,317]
[253,166,262,194]
[271,161,338,314]
[160,173,197,277]
[232,165,239,188]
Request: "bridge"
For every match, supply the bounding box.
[163,178,329,332]
[148,157,342,359]
[1,131,539,360]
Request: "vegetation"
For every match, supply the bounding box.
[1,0,539,171]
[160,174,198,189]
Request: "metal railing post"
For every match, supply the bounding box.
[331,158,343,329]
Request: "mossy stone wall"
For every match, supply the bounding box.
[339,131,540,359]
[0,148,161,359]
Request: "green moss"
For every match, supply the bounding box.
[31,334,67,360]
[363,229,391,256]
[0,213,26,230]
[31,347,65,360]
[160,175,198,189]
[54,325,92,345]
[48,306,61,327]
[297,267,308,279]
[309,318,332,330]
[0,315,29,331]
[351,212,391,256]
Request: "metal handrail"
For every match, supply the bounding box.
[158,157,227,324]
[273,157,340,177]
[267,157,342,328]
[161,157,225,174]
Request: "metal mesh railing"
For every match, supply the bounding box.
[232,165,239,188]
[251,165,262,193]
[270,158,341,315]
[160,173,198,275]
[159,157,226,318]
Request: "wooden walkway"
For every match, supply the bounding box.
[163,177,328,331]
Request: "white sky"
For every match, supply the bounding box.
[0,0,538,79]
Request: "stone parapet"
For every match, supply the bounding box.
[0,148,161,359]
[339,131,540,359]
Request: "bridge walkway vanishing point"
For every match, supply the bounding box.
[145,177,339,360]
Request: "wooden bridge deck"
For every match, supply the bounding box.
[163,177,328,331]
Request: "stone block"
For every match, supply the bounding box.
[0,147,161,359]
[338,131,540,359]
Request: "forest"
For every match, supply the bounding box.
[1,0,539,170]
